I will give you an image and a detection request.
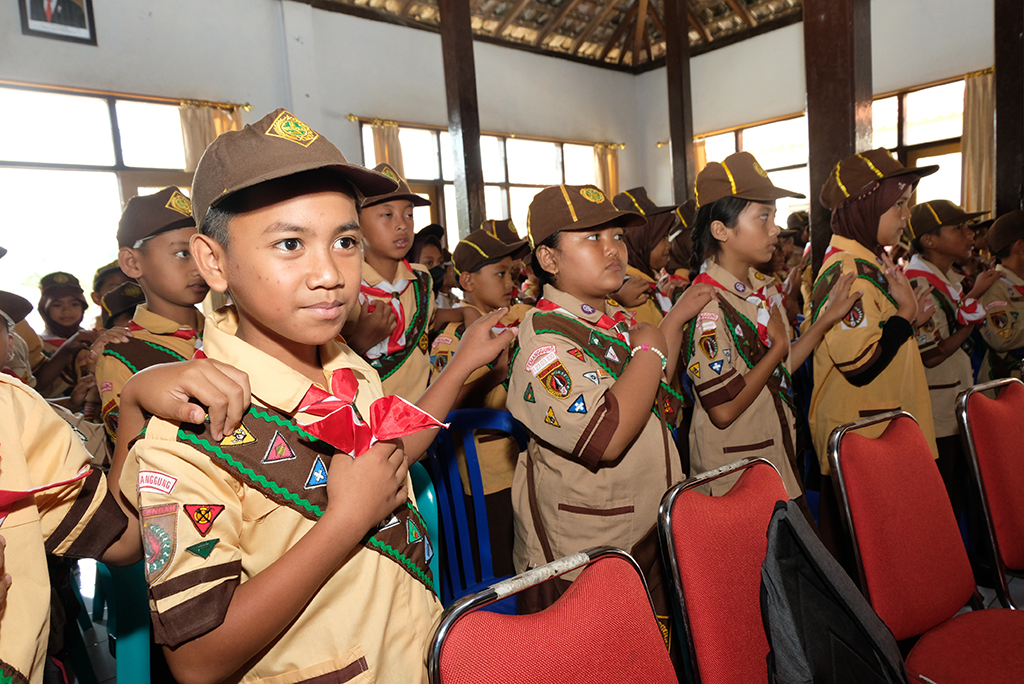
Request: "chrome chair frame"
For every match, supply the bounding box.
[657,456,783,684]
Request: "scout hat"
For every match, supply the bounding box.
[117,187,195,249]
[820,148,938,211]
[92,260,126,293]
[361,163,431,209]
[191,109,397,226]
[612,187,677,216]
[906,200,989,241]
[100,280,146,329]
[39,272,84,298]
[0,291,32,324]
[453,228,530,276]
[417,223,446,244]
[986,210,1024,256]
[527,184,645,249]
[695,152,805,207]
[480,218,522,245]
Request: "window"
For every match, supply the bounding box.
[0,85,193,333]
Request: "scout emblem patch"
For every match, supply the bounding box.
[581,303,596,314]
[165,190,192,217]
[588,331,604,347]
[568,347,586,362]
[524,344,559,375]
[184,504,225,537]
[305,455,329,489]
[265,110,320,147]
[138,470,177,495]
[432,335,452,350]
[220,423,257,447]
[842,300,866,329]
[545,407,560,427]
[991,311,1009,330]
[418,332,430,352]
[580,187,605,203]
[663,396,674,415]
[186,539,219,560]
[568,395,588,414]
[524,383,536,403]
[734,324,743,338]
[699,331,718,360]
[434,351,449,371]
[709,360,724,375]
[688,362,700,379]
[539,362,572,398]
[262,431,297,464]
[582,371,601,385]
[407,518,423,544]
[606,346,620,363]
[141,503,178,583]
[724,349,732,363]
[380,166,400,182]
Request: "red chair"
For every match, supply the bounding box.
[957,377,1024,609]
[658,457,787,684]
[425,547,677,684]
[829,411,1024,683]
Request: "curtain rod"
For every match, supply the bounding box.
[346,114,625,149]
[0,79,251,112]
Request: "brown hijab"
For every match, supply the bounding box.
[831,176,915,256]
[623,212,678,279]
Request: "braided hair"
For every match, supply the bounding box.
[689,196,751,275]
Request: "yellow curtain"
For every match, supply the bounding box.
[594,145,619,197]
[961,69,995,214]
[694,140,708,175]
[179,106,242,172]
[371,124,405,177]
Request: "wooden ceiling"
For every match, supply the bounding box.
[305,0,803,73]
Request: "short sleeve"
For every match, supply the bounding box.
[684,305,745,409]
[95,352,133,441]
[980,281,1024,352]
[821,259,889,378]
[909,281,942,354]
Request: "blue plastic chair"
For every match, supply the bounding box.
[410,460,440,592]
[427,409,528,613]
[100,561,151,683]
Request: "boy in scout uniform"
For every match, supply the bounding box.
[89,260,132,330]
[344,163,436,402]
[99,279,147,331]
[94,187,210,442]
[978,210,1024,382]
[125,109,515,684]
[32,272,95,399]
[480,218,529,304]
[430,228,530,576]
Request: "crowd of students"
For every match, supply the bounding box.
[2,106,1022,684]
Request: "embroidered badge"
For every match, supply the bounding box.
[432,335,453,349]
[580,187,605,203]
[709,360,724,375]
[525,344,559,375]
[724,349,732,363]
[545,407,560,427]
[434,351,449,371]
[378,512,400,531]
[606,346,620,363]
[753,160,768,178]
[186,539,219,560]
[418,332,430,352]
[699,331,718,360]
[264,110,320,147]
[588,331,604,347]
[141,503,177,583]
[539,362,572,398]
[735,325,744,338]
[219,423,257,447]
[380,165,400,182]
[663,396,674,415]
[424,535,434,562]
[524,382,536,403]
[124,283,142,297]
[688,362,700,379]
[581,303,596,314]
[165,190,192,217]
[138,470,177,496]
[100,381,114,393]
[407,518,423,544]
[305,455,329,489]
[261,431,297,464]
[568,395,588,414]
[582,371,601,385]
[184,504,225,537]
[754,272,766,281]
[1014,312,1019,319]
[697,312,718,331]
[54,273,69,284]
[734,282,747,293]
[841,301,866,330]
[991,312,1009,330]
[568,347,586,362]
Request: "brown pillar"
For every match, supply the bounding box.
[995,0,1024,215]
[803,0,872,277]
[438,0,486,237]
[664,0,696,202]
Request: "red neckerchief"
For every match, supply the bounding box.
[129,320,198,341]
[536,298,633,342]
[905,261,984,325]
[692,271,774,347]
[823,245,844,261]
[359,260,414,356]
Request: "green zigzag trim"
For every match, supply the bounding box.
[103,349,139,374]
[248,408,323,444]
[377,271,431,382]
[363,536,435,592]
[853,258,898,309]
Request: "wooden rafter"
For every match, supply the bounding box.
[600,1,639,61]
[571,0,621,54]
[647,0,665,37]
[688,8,712,42]
[534,0,583,46]
[494,0,533,35]
[725,0,757,27]
[632,0,649,66]
[398,0,417,15]
[643,15,652,62]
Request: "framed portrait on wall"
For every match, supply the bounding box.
[18,0,97,45]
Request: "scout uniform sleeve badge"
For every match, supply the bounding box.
[184,504,225,537]
[523,383,536,403]
[141,503,178,583]
[545,407,560,427]
[841,300,866,329]
[688,362,700,379]
[524,344,572,398]
[582,371,601,385]
[305,455,330,489]
[185,538,219,559]
[262,431,298,464]
[568,395,588,414]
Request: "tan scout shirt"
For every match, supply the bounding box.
[15,321,44,373]
[505,285,683,575]
[351,260,436,402]
[0,374,127,684]
[906,256,975,437]
[684,262,802,497]
[978,264,1024,382]
[430,303,525,496]
[95,304,202,441]
[808,236,937,473]
[126,308,440,684]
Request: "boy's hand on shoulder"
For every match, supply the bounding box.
[446,308,518,375]
[670,283,716,323]
[613,277,652,308]
[87,326,133,369]
[323,440,408,534]
[343,300,396,355]
[819,271,863,326]
[968,269,1001,300]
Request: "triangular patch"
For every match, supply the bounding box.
[582,371,600,385]
[734,324,743,338]
[724,349,732,363]
[568,394,588,414]
[379,513,400,531]
[219,423,257,447]
[407,518,423,544]
[424,535,433,563]
[545,407,560,427]
[588,331,604,347]
[688,362,700,379]
[568,347,585,361]
[605,346,620,363]
[186,538,219,559]
[305,455,329,489]
[262,430,297,463]
[183,504,225,537]
[524,383,536,403]
[709,360,724,375]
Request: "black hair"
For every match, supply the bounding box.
[410,234,443,264]
[995,242,1015,261]
[689,196,751,275]
[531,232,563,291]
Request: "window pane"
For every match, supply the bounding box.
[440,132,454,181]
[116,101,186,169]
[873,97,898,150]
[0,88,115,166]
[398,128,440,180]
[484,185,506,221]
[509,186,544,238]
[443,184,460,246]
[913,152,961,205]
[361,125,376,167]
[138,186,190,197]
[741,117,808,170]
[0,168,123,333]
[701,132,735,164]
[766,166,811,228]
[506,139,561,185]
[413,193,432,233]
[563,144,597,186]
[481,136,506,183]
[905,81,964,146]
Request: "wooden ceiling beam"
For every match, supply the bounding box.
[398,0,417,15]
[534,0,583,46]
[724,0,757,27]
[643,15,652,63]
[647,0,665,37]
[600,1,638,61]
[632,0,649,66]
[571,0,621,54]
[687,5,712,43]
[493,0,533,35]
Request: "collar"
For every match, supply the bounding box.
[996,263,1024,286]
[625,265,656,284]
[361,258,415,287]
[908,255,962,288]
[701,260,773,298]
[132,304,204,335]
[828,235,884,265]
[461,301,522,327]
[540,284,627,325]
[203,306,379,415]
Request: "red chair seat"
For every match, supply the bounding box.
[906,608,1024,684]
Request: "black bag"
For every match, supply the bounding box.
[760,500,910,684]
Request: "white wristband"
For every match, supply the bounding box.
[631,344,667,370]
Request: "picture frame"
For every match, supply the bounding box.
[18,0,97,46]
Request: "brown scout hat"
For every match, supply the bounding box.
[452,229,530,276]
[117,187,196,249]
[480,218,521,245]
[527,184,645,249]
[820,148,938,212]
[695,152,805,207]
[100,281,146,329]
[787,210,809,231]
[191,109,397,226]
[986,210,1024,255]
[361,163,431,209]
[906,200,989,241]
[0,291,32,324]
[612,187,677,216]
[668,198,696,245]
[92,260,126,292]
[39,272,83,296]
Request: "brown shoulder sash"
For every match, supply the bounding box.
[369,269,432,381]
[102,337,188,374]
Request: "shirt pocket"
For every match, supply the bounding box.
[552,497,636,555]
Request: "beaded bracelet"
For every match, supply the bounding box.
[631,343,667,370]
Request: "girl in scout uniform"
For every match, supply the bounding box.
[506,184,714,625]
[978,210,1024,383]
[683,152,860,507]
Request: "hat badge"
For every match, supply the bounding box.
[165,190,192,217]
[125,284,142,297]
[54,273,69,284]
[580,187,605,204]
[265,110,320,148]
[752,161,768,178]
[380,166,399,182]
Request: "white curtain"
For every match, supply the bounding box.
[371,124,405,176]
[594,145,620,197]
[179,106,242,172]
[961,69,995,214]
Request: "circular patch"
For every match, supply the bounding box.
[734,282,747,293]
[753,161,768,178]
[54,273,69,284]
[418,331,429,352]
[144,522,172,578]
[581,303,596,314]
[124,284,142,297]
[580,187,605,203]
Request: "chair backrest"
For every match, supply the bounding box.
[828,412,976,642]
[659,457,787,684]
[410,460,440,590]
[428,547,677,684]
[427,409,528,604]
